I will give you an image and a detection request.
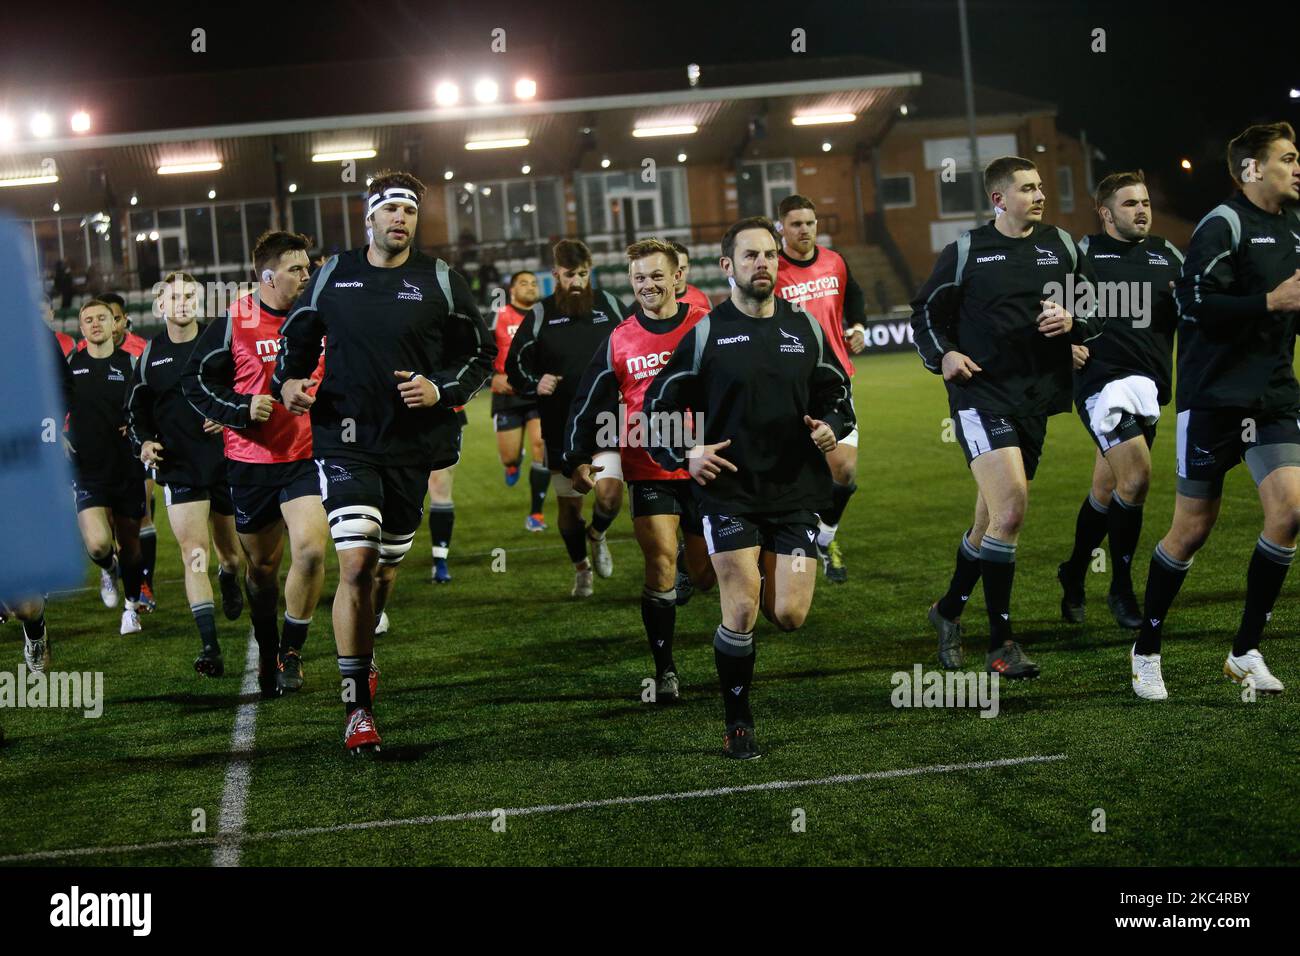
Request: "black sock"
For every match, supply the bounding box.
[139,527,156,586]
[641,587,677,678]
[528,463,549,515]
[281,614,310,654]
[980,536,1017,650]
[936,530,982,620]
[1233,536,1295,656]
[337,655,373,715]
[428,504,454,560]
[22,611,46,641]
[191,602,219,653]
[246,580,280,664]
[590,506,616,536]
[90,550,116,573]
[822,481,857,528]
[560,522,588,564]
[1107,493,1144,595]
[1065,493,1109,580]
[120,552,143,603]
[713,625,755,728]
[1134,543,1192,655]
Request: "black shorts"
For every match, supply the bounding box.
[1077,390,1158,453]
[315,457,427,562]
[229,460,321,534]
[952,407,1048,481]
[73,476,146,519]
[494,405,540,432]
[1176,409,1300,499]
[700,509,819,556]
[163,479,234,516]
[629,479,703,535]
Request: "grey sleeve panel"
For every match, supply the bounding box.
[692,316,710,369]
[1163,239,1185,264]
[953,231,971,285]
[435,259,455,312]
[531,302,546,336]
[1195,204,1241,252]
[1055,227,1078,271]
[600,290,621,318]
[803,309,826,354]
[138,341,152,385]
[1079,235,1091,255]
[284,254,338,328]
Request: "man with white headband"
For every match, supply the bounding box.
[273,170,495,755]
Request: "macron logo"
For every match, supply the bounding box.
[975,254,1006,263]
[717,334,750,345]
[333,280,363,288]
[50,885,151,936]
[1249,236,1276,244]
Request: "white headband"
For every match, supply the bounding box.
[367,187,420,216]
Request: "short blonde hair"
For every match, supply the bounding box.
[625,237,680,268]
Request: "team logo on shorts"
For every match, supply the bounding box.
[778,328,805,354]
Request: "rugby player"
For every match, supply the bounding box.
[911,156,1100,678]
[1057,171,1181,630]
[489,270,548,531]
[185,231,328,696]
[128,272,244,676]
[1134,122,1300,699]
[645,217,855,758]
[564,238,715,701]
[669,240,711,313]
[506,240,626,597]
[776,195,867,583]
[273,170,494,753]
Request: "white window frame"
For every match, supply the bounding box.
[880,172,915,209]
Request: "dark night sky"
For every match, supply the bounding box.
[1,0,1282,220]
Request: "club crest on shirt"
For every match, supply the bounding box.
[1146,250,1169,266]
[778,328,805,354]
[397,279,423,302]
[1034,244,1060,266]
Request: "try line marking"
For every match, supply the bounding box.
[211,637,261,867]
[0,753,1066,864]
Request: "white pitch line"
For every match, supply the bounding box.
[0,753,1066,864]
[211,636,261,867]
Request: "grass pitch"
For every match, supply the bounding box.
[2,351,1296,866]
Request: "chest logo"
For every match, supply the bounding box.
[779,328,806,354]
[1034,244,1060,266]
[397,279,423,302]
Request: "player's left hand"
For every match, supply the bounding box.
[202,419,223,435]
[394,371,441,408]
[846,326,866,354]
[571,462,603,495]
[804,415,837,453]
[1037,300,1073,337]
[1071,344,1090,370]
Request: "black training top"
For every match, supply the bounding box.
[67,347,137,487]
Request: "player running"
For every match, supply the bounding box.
[66,299,146,634]
[128,272,244,677]
[184,231,328,696]
[489,270,549,531]
[506,240,627,597]
[776,195,868,584]
[911,156,1100,678]
[1057,171,1182,629]
[564,238,715,702]
[273,170,494,754]
[1134,122,1300,700]
[645,217,855,758]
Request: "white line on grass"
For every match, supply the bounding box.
[0,753,1066,864]
[211,636,260,867]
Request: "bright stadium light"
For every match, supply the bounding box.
[632,123,697,138]
[149,230,159,241]
[435,81,459,106]
[600,157,611,169]
[158,160,223,175]
[1180,158,1192,171]
[676,152,686,162]
[521,164,531,174]
[899,104,910,116]
[0,174,59,188]
[687,63,701,87]
[791,112,856,126]
[311,149,376,163]
[0,116,14,143]
[135,233,145,242]
[821,141,832,152]
[52,201,61,211]
[515,77,537,100]
[443,170,454,181]
[464,137,529,150]
[208,189,217,199]
[1291,88,1300,99]
[30,112,54,138]
[288,182,298,193]
[474,78,499,104]
[70,111,91,133]
[129,194,138,206]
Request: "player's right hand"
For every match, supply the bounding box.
[140,441,164,467]
[941,351,982,383]
[490,373,514,396]
[248,394,274,423]
[537,373,562,397]
[688,438,738,486]
[571,462,603,494]
[281,378,316,415]
[1071,344,1090,370]
[1266,269,1300,312]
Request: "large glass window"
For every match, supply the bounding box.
[535,180,561,240]
[447,177,563,247]
[318,196,347,254]
[244,202,272,253]
[129,210,156,234]
[478,184,505,241]
[937,171,979,216]
[33,219,59,279]
[185,206,215,265]
[738,160,795,218]
[216,204,245,266]
[346,195,366,249]
[291,198,318,244]
[157,209,182,230]
[506,181,533,239]
[60,219,86,269]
